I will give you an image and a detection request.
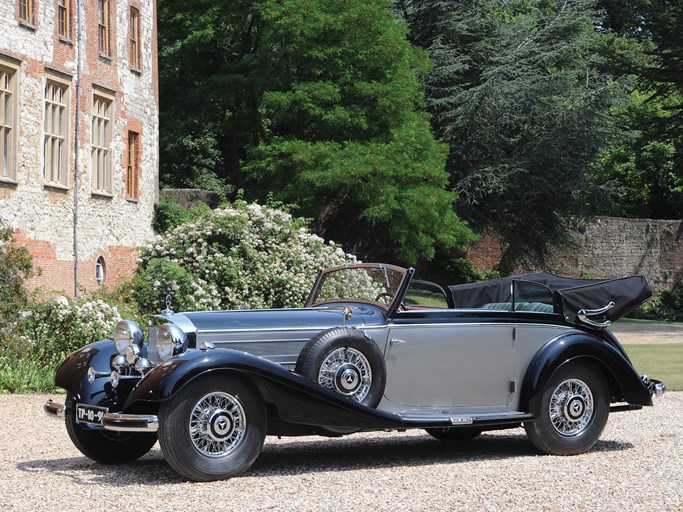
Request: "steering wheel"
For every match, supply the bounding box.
[374,292,394,304]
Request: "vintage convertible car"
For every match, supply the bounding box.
[44,263,665,481]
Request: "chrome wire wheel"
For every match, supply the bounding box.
[189,391,246,458]
[318,347,372,402]
[549,378,594,437]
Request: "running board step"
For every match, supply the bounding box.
[399,411,533,428]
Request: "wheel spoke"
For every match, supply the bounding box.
[549,378,594,437]
[317,347,372,402]
[189,391,247,458]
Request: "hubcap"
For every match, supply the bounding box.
[318,347,372,402]
[549,378,594,437]
[189,391,246,457]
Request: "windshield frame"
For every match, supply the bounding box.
[305,263,410,313]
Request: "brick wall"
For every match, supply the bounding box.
[467,217,683,292]
[0,0,158,296]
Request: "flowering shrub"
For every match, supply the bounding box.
[0,220,34,326]
[130,201,357,314]
[11,296,122,368]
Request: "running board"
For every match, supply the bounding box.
[610,404,643,413]
[399,411,534,429]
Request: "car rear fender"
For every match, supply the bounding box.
[520,332,652,416]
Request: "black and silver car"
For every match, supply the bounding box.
[44,263,665,481]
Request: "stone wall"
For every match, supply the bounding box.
[0,0,158,295]
[467,217,683,292]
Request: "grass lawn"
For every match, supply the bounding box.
[623,343,683,391]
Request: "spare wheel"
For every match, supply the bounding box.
[295,327,386,408]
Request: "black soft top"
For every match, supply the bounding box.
[448,272,652,328]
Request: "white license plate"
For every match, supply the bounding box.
[75,404,107,425]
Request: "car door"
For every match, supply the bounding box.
[383,313,516,409]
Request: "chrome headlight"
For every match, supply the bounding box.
[155,323,188,362]
[113,320,144,354]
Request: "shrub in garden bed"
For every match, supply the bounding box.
[0,297,122,393]
[130,200,357,314]
[629,282,683,323]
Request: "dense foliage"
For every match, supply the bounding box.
[595,0,683,219]
[131,201,356,314]
[158,0,475,265]
[398,0,623,271]
[157,0,683,271]
[630,282,683,323]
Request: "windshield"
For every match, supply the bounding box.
[307,264,407,308]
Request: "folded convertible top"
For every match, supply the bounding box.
[448,272,653,328]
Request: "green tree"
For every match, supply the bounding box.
[400,0,623,271]
[158,0,266,194]
[159,0,474,265]
[599,91,683,218]
[594,0,683,219]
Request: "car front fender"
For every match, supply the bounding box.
[521,332,652,416]
[53,339,117,402]
[123,348,403,431]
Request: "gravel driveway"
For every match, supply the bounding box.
[1,393,681,511]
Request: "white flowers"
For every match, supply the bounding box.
[134,201,357,312]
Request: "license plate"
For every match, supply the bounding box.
[75,404,107,425]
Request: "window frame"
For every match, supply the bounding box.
[126,130,140,200]
[91,89,114,196]
[43,73,71,188]
[128,6,141,70]
[97,0,110,57]
[18,0,35,25]
[0,59,19,184]
[57,0,70,40]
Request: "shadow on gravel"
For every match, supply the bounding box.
[16,432,633,484]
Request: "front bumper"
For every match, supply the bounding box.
[44,400,159,433]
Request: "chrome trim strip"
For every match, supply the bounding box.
[101,412,159,432]
[210,337,311,343]
[388,322,575,330]
[400,411,533,423]
[197,326,332,334]
[44,400,66,418]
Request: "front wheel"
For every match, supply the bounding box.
[158,375,265,481]
[65,394,157,463]
[524,362,609,455]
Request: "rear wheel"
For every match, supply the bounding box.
[65,394,157,463]
[524,362,609,455]
[158,375,265,481]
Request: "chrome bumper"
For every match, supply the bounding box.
[43,400,159,433]
[102,413,159,432]
[642,376,666,398]
[44,399,66,418]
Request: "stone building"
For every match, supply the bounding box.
[0,0,158,295]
